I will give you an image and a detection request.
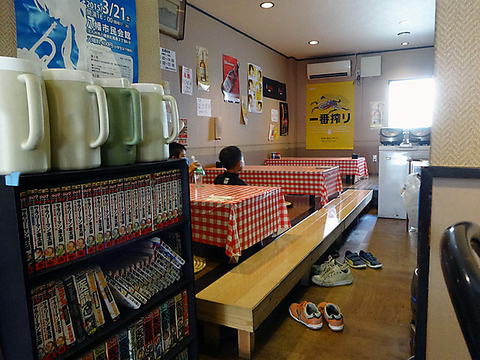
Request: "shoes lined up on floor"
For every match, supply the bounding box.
[311,256,353,287]
[289,301,344,331]
[345,250,382,269]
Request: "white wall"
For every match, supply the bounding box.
[160,6,297,167]
[295,48,434,174]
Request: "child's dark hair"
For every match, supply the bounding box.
[169,142,186,158]
[219,146,242,170]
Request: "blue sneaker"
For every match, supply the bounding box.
[345,250,367,269]
[359,250,382,269]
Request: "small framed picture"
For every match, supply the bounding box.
[158,0,186,40]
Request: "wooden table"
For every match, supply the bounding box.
[264,157,369,182]
[203,165,343,207]
[189,184,290,259]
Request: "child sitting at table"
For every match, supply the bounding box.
[214,146,248,185]
[169,142,199,178]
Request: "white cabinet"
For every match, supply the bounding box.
[378,145,430,219]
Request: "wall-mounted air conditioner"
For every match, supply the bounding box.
[307,60,351,80]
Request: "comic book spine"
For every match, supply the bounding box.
[161,172,169,226]
[39,285,56,359]
[93,181,105,252]
[124,176,134,240]
[175,169,183,219]
[85,268,105,328]
[182,289,189,337]
[127,320,137,359]
[106,335,119,360]
[167,171,175,224]
[175,292,184,342]
[109,271,148,305]
[50,187,66,265]
[117,328,130,360]
[154,172,163,230]
[47,282,66,355]
[138,174,147,234]
[79,351,94,360]
[82,183,96,255]
[160,301,171,353]
[117,177,127,243]
[134,317,145,360]
[28,189,45,270]
[152,307,163,360]
[63,276,86,344]
[143,311,155,359]
[105,276,142,309]
[61,186,76,262]
[145,174,153,234]
[167,297,178,347]
[93,343,107,360]
[93,266,120,321]
[72,184,86,258]
[109,179,120,246]
[131,176,141,238]
[20,191,34,273]
[73,270,97,337]
[172,170,179,222]
[32,287,45,360]
[39,188,55,268]
[149,173,157,233]
[102,181,113,248]
[54,281,76,347]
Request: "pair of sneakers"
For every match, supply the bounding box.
[289,301,344,331]
[345,250,382,269]
[311,256,353,287]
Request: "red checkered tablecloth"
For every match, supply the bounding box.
[265,157,369,179]
[190,184,290,259]
[203,165,342,206]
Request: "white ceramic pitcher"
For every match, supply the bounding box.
[42,69,109,170]
[131,83,179,162]
[0,56,50,175]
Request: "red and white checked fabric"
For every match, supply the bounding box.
[190,184,291,259]
[265,157,369,178]
[203,165,342,206]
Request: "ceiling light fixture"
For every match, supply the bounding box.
[401,42,409,46]
[260,2,275,9]
[308,40,319,45]
[397,31,411,36]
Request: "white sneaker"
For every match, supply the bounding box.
[311,263,353,287]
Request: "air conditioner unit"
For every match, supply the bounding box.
[307,60,351,80]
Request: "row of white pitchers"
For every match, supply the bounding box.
[0,56,181,175]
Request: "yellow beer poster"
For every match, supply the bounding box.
[306,81,355,149]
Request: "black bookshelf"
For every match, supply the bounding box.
[0,159,197,360]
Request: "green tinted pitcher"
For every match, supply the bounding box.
[96,78,142,166]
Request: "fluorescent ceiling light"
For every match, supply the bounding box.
[401,42,409,46]
[308,40,319,45]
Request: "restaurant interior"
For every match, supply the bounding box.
[1,1,480,360]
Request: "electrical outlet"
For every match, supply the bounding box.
[373,154,377,163]
[356,69,361,77]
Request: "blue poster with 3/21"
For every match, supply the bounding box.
[14,0,138,82]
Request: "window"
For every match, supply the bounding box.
[388,78,434,128]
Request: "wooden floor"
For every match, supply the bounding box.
[197,176,418,360]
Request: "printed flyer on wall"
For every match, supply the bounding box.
[196,46,210,91]
[248,63,263,113]
[222,55,240,103]
[14,0,139,82]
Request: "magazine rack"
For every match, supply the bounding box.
[0,159,197,359]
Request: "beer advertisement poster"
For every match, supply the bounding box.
[306,81,355,149]
[222,55,240,103]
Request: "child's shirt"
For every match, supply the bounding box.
[213,171,247,185]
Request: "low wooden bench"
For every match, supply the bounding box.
[195,189,373,358]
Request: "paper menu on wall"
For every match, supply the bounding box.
[196,98,211,117]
